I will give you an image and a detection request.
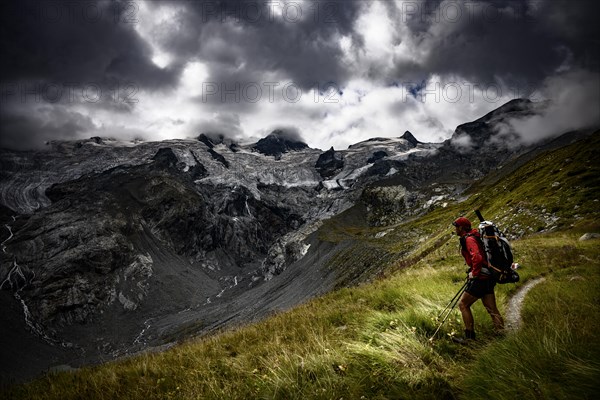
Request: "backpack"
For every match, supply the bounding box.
[474,212,520,284]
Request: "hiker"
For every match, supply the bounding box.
[452,217,504,342]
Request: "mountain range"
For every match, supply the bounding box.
[0,98,595,383]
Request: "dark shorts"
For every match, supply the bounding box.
[465,278,496,298]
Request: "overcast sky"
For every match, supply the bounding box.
[1,0,599,150]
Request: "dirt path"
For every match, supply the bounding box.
[505,277,546,331]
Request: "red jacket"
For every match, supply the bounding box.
[460,229,489,279]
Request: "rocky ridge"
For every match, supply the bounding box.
[0,99,549,382]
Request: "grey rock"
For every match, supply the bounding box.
[579,233,600,241]
[367,150,388,164]
[315,147,344,179]
[252,130,308,158]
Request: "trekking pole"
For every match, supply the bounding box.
[429,282,468,342]
[436,279,468,320]
[437,286,464,326]
[474,209,485,222]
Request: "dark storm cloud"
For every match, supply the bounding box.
[392,0,600,87]
[2,0,596,100]
[1,0,597,96]
[0,106,95,150]
[535,0,600,70]
[147,0,600,94]
[150,0,365,89]
[0,0,181,89]
[0,0,182,150]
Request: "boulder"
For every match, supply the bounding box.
[579,233,600,241]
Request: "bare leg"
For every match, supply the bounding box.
[482,293,504,331]
[458,292,479,331]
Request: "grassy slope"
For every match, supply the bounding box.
[4,132,600,399]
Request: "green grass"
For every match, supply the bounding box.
[7,233,598,400]
[3,133,600,399]
[462,236,600,400]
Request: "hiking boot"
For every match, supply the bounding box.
[451,336,470,345]
[452,330,475,345]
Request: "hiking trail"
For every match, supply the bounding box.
[505,277,546,331]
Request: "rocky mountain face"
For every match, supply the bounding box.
[0,99,550,382]
[252,129,309,158]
